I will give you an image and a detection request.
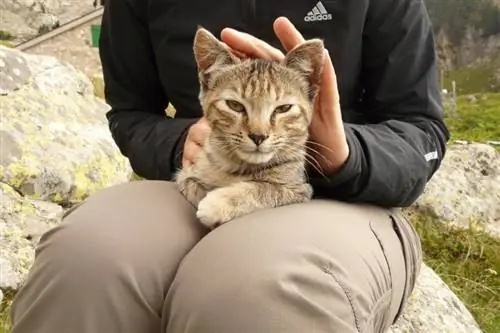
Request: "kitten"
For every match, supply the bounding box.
[175,27,325,229]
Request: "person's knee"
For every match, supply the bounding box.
[164,201,402,332]
[11,180,206,327]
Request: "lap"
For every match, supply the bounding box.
[26,180,419,332]
[165,199,421,333]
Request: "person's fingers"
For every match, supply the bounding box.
[189,119,211,145]
[321,50,340,108]
[220,41,247,59]
[182,139,201,167]
[315,49,341,126]
[273,17,305,52]
[220,28,284,61]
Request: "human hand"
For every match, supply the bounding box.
[220,17,349,174]
[182,117,211,167]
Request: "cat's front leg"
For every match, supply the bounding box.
[196,181,313,229]
[175,169,208,207]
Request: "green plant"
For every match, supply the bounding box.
[442,56,500,95]
[444,92,500,143]
[407,211,500,332]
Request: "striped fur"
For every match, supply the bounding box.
[175,27,324,229]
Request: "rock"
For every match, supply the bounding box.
[412,143,500,237]
[0,0,97,41]
[466,94,478,103]
[0,46,132,206]
[389,264,482,333]
[0,45,132,289]
[487,140,500,146]
[0,182,62,290]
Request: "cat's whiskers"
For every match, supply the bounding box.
[306,140,335,154]
[286,142,328,179]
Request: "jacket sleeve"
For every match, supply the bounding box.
[309,0,450,207]
[99,0,198,180]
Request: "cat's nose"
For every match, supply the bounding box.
[248,133,268,146]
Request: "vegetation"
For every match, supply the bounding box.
[0,289,13,333]
[442,55,500,94]
[407,211,500,332]
[0,30,14,41]
[90,75,105,99]
[444,92,500,143]
[0,30,15,48]
[425,0,500,44]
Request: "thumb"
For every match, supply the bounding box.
[318,49,342,124]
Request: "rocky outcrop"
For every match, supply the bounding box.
[0,45,132,290]
[412,142,500,237]
[0,0,97,41]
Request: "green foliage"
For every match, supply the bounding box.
[425,0,500,44]
[0,30,14,41]
[444,92,500,143]
[407,211,500,332]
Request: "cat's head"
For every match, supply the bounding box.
[193,27,324,165]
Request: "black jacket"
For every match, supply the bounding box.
[99,0,449,207]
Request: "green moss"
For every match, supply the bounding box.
[0,30,15,41]
[90,75,105,99]
[0,289,14,333]
[444,92,500,144]
[406,210,500,332]
[130,172,145,181]
[0,40,13,48]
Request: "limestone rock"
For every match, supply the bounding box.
[0,182,63,289]
[389,264,482,333]
[0,45,132,290]
[412,143,500,237]
[0,0,97,41]
[0,46,132,206]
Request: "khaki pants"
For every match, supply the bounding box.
[10,180,421,333]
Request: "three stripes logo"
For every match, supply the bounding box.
[304,1,332,22]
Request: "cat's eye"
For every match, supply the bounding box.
[226,100,246,113]
[274,104,293,114]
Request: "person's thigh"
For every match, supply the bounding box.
[10,180,207,333]
[164,199,422,333]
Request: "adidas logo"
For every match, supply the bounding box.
[304,1,332,22]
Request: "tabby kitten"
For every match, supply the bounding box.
[175,27,325,229]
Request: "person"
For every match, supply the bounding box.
[10,0,449,332]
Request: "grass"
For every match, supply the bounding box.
[444,92,500,143]
[407,211,500,332]
[442,55,500,95]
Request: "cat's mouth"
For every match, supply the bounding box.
[236,150,275,165]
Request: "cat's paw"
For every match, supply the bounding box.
[196,189,241,229]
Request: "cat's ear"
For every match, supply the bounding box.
[284,39,325,100]
[193,27,239,80]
